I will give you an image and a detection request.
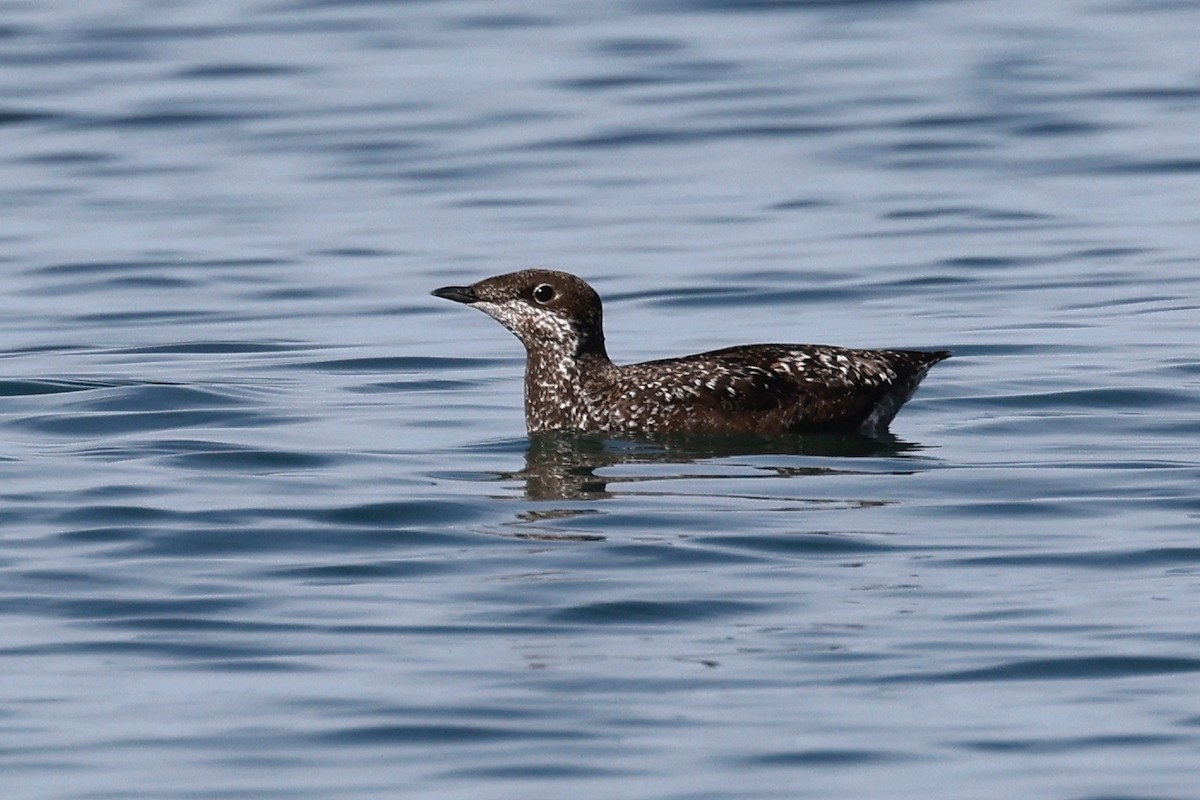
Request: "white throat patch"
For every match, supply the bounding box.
[474,300,579,350]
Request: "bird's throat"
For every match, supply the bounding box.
[523,347,613,432]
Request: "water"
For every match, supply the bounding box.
[2,0,1199,797]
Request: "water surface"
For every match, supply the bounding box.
[2,1,1199,798]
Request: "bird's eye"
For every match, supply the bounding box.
[532,284,556,304]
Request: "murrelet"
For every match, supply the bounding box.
[433,269,949,436]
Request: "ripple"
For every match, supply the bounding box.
[547,599,760,625]
[175,63,304,79]
[162,447,332,471]
[264,560,452,582]
[889,656,1200,683]
[439,762,634,779]
[312,722,586,746]
[741,748,910,766]
[26,258,285,277]
[697,531,900,556]
[316,500,479,528]
[116,525,467,558]
[942,547,1200,570]
[26,408,281,436]
[959,734,1182,754]
[0,379,113,396]
[114,341,310,355]
[299,355,497,373]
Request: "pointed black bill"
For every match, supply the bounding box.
[431,285,478,304]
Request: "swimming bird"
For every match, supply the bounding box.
[432,269,949,437]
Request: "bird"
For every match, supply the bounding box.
[432,269,949,437]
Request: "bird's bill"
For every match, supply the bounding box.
[431,285,479,304]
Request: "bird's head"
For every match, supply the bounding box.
[433,269,606,356]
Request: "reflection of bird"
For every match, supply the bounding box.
[433,269,949,437]
[514,431,917,502]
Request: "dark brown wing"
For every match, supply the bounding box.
[601,345,947,434]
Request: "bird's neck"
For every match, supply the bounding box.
[523,342,613,433]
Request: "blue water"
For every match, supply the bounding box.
[3,1,1199,798]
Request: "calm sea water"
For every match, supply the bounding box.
[3,1,1199,798]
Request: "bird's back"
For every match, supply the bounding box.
[583,344,949,436]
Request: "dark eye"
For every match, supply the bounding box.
[532,284,556,304]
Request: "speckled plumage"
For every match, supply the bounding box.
[432,269,950,437]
